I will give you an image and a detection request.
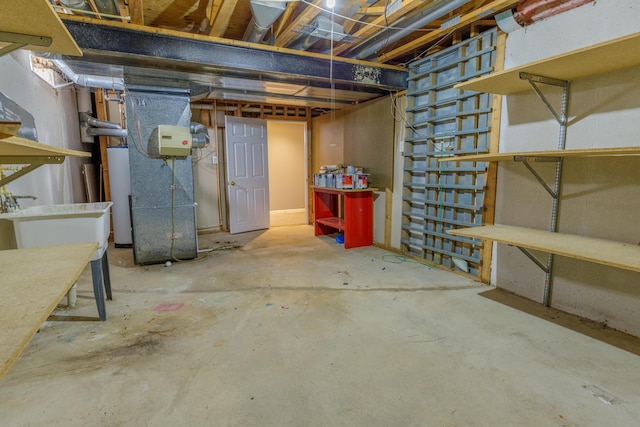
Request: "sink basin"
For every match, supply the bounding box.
[1,202,113,260]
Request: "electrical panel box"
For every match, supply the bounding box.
[157,125,192,157]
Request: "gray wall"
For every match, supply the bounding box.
[494,0,640,336]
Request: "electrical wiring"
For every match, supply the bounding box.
[381,254,437,269]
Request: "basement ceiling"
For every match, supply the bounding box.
[42,0,518,112]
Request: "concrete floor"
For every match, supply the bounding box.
[1,225,640,426]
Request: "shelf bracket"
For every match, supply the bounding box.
[518,72,570,307]
[515,246,549,273]
[0,31,52,58]
[519,160,558,199]
[519,72,569,125]
[0,156,65,187]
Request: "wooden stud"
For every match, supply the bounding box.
[479,31,506,284]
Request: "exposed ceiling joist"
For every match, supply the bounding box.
[377,0,518,62]
[210,0,238,36]
[126,0,144,25]
[274,0,323,48]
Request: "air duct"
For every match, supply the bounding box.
[288,16,348,51]
[190,122,210,148]
[243,1,286,43]
[53,60,125,91]
[347,0,470,60]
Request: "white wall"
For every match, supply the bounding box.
[268,120,307,227]
[0,51,89,249]
[494,0,640,335]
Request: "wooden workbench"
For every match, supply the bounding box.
[0,242,97,381]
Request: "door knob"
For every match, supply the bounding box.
[230,181,236,186]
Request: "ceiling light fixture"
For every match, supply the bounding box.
[326,0,335,9]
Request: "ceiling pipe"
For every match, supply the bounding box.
[243,0,287,43]
[347,0,470,61]
[513,0,594,26]
[53,60,126,91]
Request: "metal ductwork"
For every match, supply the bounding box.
[83,113,122,129]
[347,0,470,60]
[190,122,210,148]
[53,60,125,91]
[86,127,128,138]
[243,0,286,43]
[288,16,348,51]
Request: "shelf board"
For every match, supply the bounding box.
[0,0,82,57]
[438,146,640,163]
[456,32,640,95]
[316,217,345,231]
[0,136,90,161]
[0,242,97,380]
[447,225,640,273]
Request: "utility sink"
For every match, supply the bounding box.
[0,202,113,260]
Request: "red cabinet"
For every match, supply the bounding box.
[313,187,373,249]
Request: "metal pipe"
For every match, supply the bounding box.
[82,113,122,129]
[86,127,128,138]
[349,0,470,60]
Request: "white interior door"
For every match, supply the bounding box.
[224,116,269,234]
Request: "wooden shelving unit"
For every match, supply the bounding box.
[439,146,640,163]
[313,187,373,249]
[0,135,90,187]
[446,31,640,305]
[0,0,82,58]
[447,225,640,273]
[0,242,97,381]
[455,32,640,95]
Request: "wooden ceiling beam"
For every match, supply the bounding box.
[206,0,223,34]
[126,0,144,25]
[209,0,238,37]
[274,0,323,48]
[118,0,138,25]
[377,0,519,62]
[274,2,297,38]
